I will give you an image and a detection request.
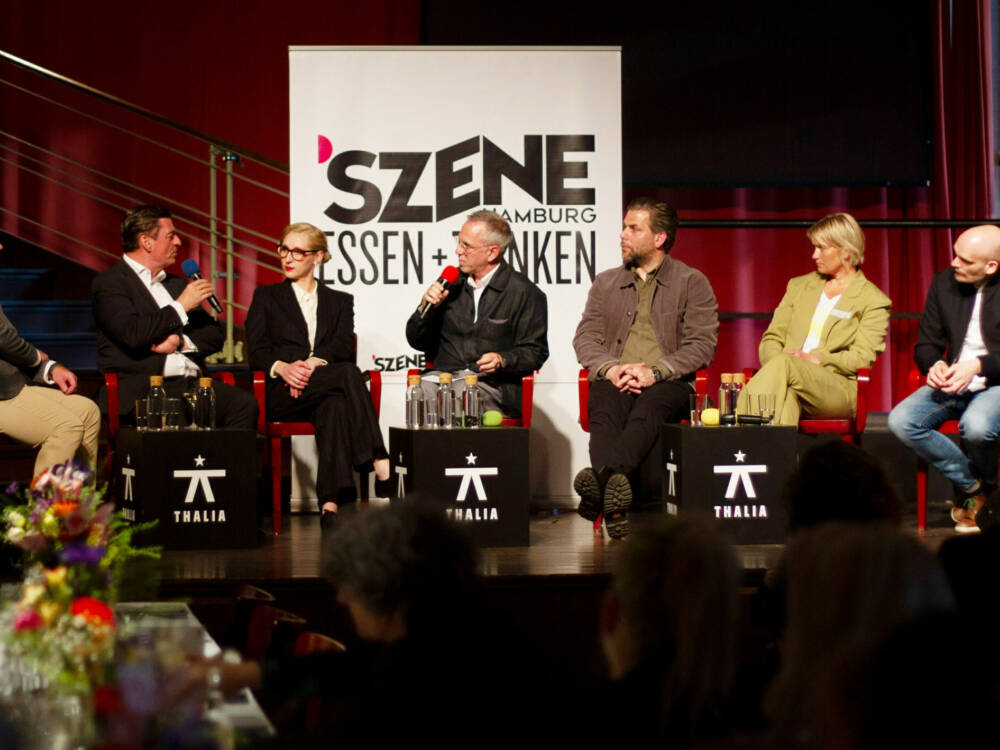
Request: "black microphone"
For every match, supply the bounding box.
[720,413,768,425]
[419,265,461,319]
[181,259,223,314]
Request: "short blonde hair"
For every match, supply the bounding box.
[807,213,865,267]
[280,222,330,263]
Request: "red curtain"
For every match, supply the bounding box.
[628,0,995,411]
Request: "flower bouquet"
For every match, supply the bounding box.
[0,461,159,695]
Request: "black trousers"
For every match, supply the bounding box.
[588,379,692,474]
[265,363,386,505]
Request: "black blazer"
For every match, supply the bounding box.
[91,259,223,413]
[915,269,1000,384]
[245,279,355,392]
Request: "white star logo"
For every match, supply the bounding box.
[194,455,206,467]
[465,452,477,465]
[734,450,746,463]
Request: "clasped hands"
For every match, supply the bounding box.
[606,363,657,393]
[927,359,980,394]
[276,357,327,398]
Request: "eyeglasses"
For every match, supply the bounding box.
[277,245,321,261]
[456,239,493,255]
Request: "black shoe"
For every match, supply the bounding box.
[320,509,339,533]
[374,476,394,498]
[603,473,633,539]
[574,467,603,521]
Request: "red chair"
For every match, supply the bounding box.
[741,366,872,443]
[253,355,382,535]
[405,368,536,428]
[905,367,962,533]
[578,368,708,534]
[104,370,236,479]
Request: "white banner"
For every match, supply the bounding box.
[289,46,622,501]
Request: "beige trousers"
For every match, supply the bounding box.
[0,385,100,476]
[738,353,854,426]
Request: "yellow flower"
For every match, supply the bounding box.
[41,513,59,536]
[37,600,61,624]
[43,566,67,585]
[20,584,45,607]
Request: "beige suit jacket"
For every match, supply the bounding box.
[760,270,891,388]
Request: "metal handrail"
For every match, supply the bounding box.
[1,48,290,362]
[0,49,288,173]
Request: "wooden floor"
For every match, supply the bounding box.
[157,499,957,585]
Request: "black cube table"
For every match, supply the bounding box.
[114,427,257,549]
[389,426,529,547]
[661,424,795,544]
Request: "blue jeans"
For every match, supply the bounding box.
[887,385,1000,491]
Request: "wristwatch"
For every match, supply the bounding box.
[651,367,663,383]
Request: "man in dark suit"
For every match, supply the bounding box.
[91,205,256,427]
[889,224,1000,533]
[405,209,548,417]
[0,243,100,476]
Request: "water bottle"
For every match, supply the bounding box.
[732,372,746,415]
[147,375,166,430]
[406,374,423,428]
[194,377,216,429]
[462,374,480,428]
[437,373,454,428]
[718,372,733,419]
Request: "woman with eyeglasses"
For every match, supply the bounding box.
[246,222,390,532]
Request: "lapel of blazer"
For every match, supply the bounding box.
[279,280,311,344]
[314,283,333,347]
[819,270,867,346]
[117,260,164,312]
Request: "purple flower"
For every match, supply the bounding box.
[59,543,106,565]
[5,481,20,496]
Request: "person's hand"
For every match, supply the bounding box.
[476,352,504,374]
[420,281,449,310]
[50,365,77,394]
[36,349,50,362]
[621,363,655,393]
[276,360,313,395]
[304,357,326,372]
[176,279,216,312]
[785,348,820,365]
[926,360,950,390]
[940,359,981,394]
[150,334,181,354]
[604,364,629,391]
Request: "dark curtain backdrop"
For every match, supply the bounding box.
[630,0,995,410]
[0,0,994,411]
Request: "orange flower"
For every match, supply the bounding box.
[51,501,80,517]
[70,597,115,627]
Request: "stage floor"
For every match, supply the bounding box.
[157,500,957,585]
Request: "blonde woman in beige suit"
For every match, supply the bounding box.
[739,213,890,426]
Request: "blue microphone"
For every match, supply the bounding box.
[181,259,223,314]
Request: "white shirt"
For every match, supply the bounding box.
[122,254,200,378]
[801,293,841,353]
[269,281,328,378]
[957,286,988,393]
[467,265,500,324]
